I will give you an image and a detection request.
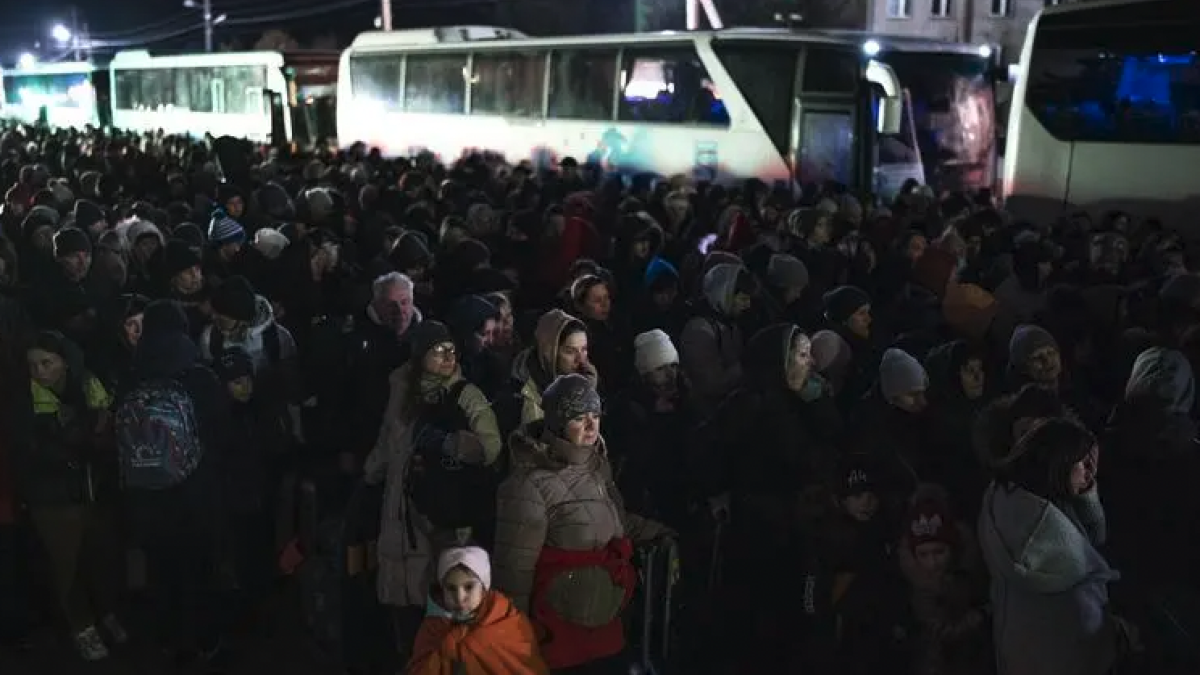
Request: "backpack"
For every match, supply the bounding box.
[210,322,283,366]
[405,380,495,530]
[116,379,204,489]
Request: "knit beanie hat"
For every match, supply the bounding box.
[209,275,258,323]
[1008,324,1058,366]
[215,347,255,382]
[879,348,928,400]
[823,285,870,324]
[543,373,602,436]
[811,330,852,374]
[767,254,809,291]
[208,210,246,247]
[72,199,106,231]
[437,546,491,590]
[907,499,959,550]
[633,329,679,376]
[837,454,877,498]
[173,222,206,248]
[163,239,202,278]
[53,227,91,258]
[409,320,454,363]
[142,299,190,337]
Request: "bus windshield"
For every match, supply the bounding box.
[3,72,94,109]
[878,52,996,192]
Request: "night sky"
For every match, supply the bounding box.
[0,0,669,65]
[1,0,387,63]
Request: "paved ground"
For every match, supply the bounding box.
[0,585,386,675]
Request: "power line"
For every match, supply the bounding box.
[222,0,376,26]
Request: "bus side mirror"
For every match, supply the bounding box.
[878,96,902,135]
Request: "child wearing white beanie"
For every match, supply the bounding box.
[634,329,680,376]
[408,545,550,674]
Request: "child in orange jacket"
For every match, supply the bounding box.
[407,546,549,675]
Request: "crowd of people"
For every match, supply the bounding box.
[0,120,1196,675]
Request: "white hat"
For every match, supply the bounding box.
[437,546,491,590]
[634,329,679,376]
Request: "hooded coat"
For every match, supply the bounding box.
[678,263,744,414]
[978,482,1118,675]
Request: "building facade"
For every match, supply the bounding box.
[867,0,1073,64]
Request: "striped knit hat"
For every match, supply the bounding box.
[208,210,245,247]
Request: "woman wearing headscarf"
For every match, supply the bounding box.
[494,374,670,674]
[16,330,124,661]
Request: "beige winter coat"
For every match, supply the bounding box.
[364,364,502,608]
[493,421,668,619]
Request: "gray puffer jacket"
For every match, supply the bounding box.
[493,421,667,622]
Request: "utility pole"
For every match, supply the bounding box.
[204,0,214,51]
[70,6,81,60]
[381,0,393,30]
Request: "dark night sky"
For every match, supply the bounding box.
[0,0,391,63]
[0,0,651,65]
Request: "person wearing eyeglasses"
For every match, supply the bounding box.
[363,320,504,663]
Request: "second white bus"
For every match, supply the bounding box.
[338,26,908,196]
[1003,0,1200,231]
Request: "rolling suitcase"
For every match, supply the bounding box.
[631,538,681,675]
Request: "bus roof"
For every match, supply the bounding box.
[110,50,288,69]
[1038,0,1183,16]
[813,29,991,55]
[347,26,864,54]
[2,61,97,76]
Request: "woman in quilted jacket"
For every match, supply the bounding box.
[493,373,670,674]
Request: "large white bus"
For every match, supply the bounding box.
[823,31,998,194]
[110,49,339,146]
[0,61,102,129]
[338,26,910,196]
[1002,0,1200,230]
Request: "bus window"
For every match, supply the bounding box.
[801,48,860,94]
[216,65,266,115]
[548,49,618,121]
[113,71,141,110]
[713,43,797,158]
[350,56,402,111]
[189,68,214,112]
[211,79,226,114]
[6,72,93,109]
[1027,18,1200,144]
[403,54,467,114]
[617,49,729,126]
[799,110,855,186]
[470,50,546,117]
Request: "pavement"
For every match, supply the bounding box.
[0,584,386,675]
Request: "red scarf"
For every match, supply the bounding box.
[530,538,635,669]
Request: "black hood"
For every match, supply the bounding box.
[744,323,799,391]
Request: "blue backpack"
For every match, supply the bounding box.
[116,379,203,489]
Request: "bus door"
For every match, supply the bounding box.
[266,90,287,149]
[794,101,860,191]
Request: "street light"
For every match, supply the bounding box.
[17,53,36,69]
[184,0,219,52]
[52,24,72,44]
